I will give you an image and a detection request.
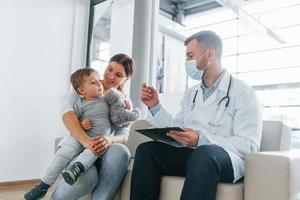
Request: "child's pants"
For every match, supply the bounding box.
[41,136,97,185]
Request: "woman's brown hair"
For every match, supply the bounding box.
[109,54,135,91]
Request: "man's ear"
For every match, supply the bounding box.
[207,48,215,59]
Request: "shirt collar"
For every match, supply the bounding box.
[200,70,227,91]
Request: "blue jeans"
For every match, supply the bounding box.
[50,143,131,200]
[130,142,234,200]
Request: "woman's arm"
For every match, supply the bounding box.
[63,111,108,155]
[104,135,126,145]
[104,126,130,145]
[63,111,93,146]
[62,90,105,155]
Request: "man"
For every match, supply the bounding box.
[130,30,262,200]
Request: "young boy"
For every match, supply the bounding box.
[24,68,114,200]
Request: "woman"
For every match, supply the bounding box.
[50,54,135,200]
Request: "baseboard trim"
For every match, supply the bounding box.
[0,179,40,188]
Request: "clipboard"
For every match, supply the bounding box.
[135,127,184,147]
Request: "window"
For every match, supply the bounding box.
[87,1,113,79]
[157,0,300,148]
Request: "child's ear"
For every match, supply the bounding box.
[78,86,85,95]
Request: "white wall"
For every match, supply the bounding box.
[0,0,89,182]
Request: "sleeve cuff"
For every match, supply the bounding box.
[197,130,211,146]
[149,103,162,116]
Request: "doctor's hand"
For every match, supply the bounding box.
[140,83,159,108]
[167,128,199,147]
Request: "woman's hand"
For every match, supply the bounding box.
[103,135,113,146]
[82,136,109,156]
[81,118,92,130]
[140,83,159,108]
[93,136,110,155]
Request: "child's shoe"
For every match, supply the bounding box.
[61,162,84,185]
[24,181,49,200]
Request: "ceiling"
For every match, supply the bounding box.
[160,0,221,18]
[159,0,251,23]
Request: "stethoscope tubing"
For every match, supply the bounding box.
[191,75,232,110]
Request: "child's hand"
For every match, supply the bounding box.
[81,118,92,130]
[124,99,132,110]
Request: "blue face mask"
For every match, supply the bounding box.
[185,51,209,80]
[185,60,204,80]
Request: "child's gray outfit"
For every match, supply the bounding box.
[41,96,111,185]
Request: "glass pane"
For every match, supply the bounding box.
[257,88,300,108]
[163,34,186,93]
[259,4,300,29]
[155,32,165,93]
[183,9,237,39]
[222,37,238,57]
[236,67,300,86]
[222,56,238,73]
[237,45,300,72]
[238,33,283,53]
[277,25,300,45]
[243,0,299,19]
[292,129,300,149]
[182,17,239,40]
[157,15,186,94]
[89,1,112,77]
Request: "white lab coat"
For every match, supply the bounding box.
[147,70,262,182]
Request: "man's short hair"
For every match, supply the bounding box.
[184,30,223,60]
[70,68,97,94]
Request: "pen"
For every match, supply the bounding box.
[191,90,198,111]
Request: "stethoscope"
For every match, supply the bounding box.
[191,75,232,127]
